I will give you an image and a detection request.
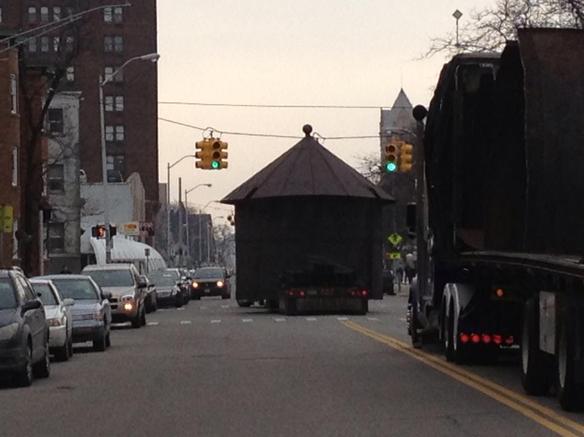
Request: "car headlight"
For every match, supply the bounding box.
[123,302,134,311]
[0,323,18,341]
[217,281,224,288]
[192,282,199,289]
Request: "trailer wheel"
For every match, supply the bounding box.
[520,298,552,395]
[556,306,584,411]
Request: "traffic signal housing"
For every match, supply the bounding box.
[195,138,228,170]
[92,224,107,239]
[399,143,414,173]
[384,142,400,173]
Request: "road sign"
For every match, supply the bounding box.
[0,206,14,233]
[387,233,402,246]
[385,252,401,260]
[121,221,140,236]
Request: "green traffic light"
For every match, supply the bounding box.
[211,160,220,169]
[385,162,397,173]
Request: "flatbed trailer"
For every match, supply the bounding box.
[409,29,584,411]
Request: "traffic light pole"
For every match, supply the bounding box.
[99,76,113,264]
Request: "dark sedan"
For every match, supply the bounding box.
[0,269,50,386]
[148,271,183,307]
[191,267,230,300]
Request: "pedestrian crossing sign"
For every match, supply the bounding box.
[387,233,402,246]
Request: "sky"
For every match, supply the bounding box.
[157,0,494,222]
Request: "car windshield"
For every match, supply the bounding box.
[32,283,58,306]
[0,279,17,310]
[51,279,99,301]
[85,270,134,288]
[149,273,177,287]
[194,268,224,279]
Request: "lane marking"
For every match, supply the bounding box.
[306,317,318,322]
[274,318,286,323]
[367,317,380,322]
[177,307,185,311]
[343,321,584,437]
[210,320,222,324]
[242,319,253,323]
[179,320,192,325]
[147,322,159,326]
[221,305,230,309]
[337,317,349,321]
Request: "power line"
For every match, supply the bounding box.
[158,101,385,109]
[158,117,380,141]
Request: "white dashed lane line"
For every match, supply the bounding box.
[180,320,192,325]
[274,318,286,322]
[242,319,254,323]
[210,320,222,324]
[306,317,318,322]
[147,322,159,326]
[177,307,185,311]
[337,317,349,321]
[367,317,380,322]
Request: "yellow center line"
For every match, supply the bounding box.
[343,320,584,437]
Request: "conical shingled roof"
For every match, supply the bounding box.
[221,125,393,205]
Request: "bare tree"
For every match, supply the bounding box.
[426,0,584,57]
[355,153,383,185]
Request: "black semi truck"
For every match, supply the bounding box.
[408,29,584,411]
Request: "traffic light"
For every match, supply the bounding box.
[92,224,107,239]
[399,143,414,172]
[384,142,400,173]
[195,138,228,170]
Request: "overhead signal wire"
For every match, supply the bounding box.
[158,101,416,111]
[158,117,380,142]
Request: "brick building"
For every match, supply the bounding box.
[1,0,159,223]
[0,49,21,267]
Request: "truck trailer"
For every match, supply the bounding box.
[408,29,584,411]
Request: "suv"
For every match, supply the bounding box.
[191,267,230,300]
[0,269,50,386]
[82,264,147,328]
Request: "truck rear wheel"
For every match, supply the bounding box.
[445,302,467,363]
[521,298,552,395]
[556,306,584,411]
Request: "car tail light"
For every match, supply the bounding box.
[481,334,491,344]
[505,336,514,345]
[361,289,368,297]
[459,333,470,344]
[471,333,481,344]
[493,335,502,345]
[298,291,305,298]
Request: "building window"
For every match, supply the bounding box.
[105,125,125,142]
[53,7,61,21]
[66,66,75,82]
[115,125,125,141]
[106,155,125,182]
[28,7,37,23]
[104,7,123,23]
[40,36,49,52]
[105,96,124,112]
[40,7,49,23]
[105,66,123,82]
[65,36,74,52]
[47,164,65,193]
[48,108,64,134]
[10,74,17,114]
[48,223,65,254]
[12,146,17,187]
[104,36,124,53]
[28,37,37,53]
[53,36,60,52]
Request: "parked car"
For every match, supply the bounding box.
[82,264,147,328]
[148,270,183,307]
[30,279,74,361]
[0,269,50,386]
[36,275,112,352]
[141,275,158,313]
[191,267,231,300]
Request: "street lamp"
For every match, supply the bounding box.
[99,52,160,263]
[185,184,212,263]
[165,155,198,261]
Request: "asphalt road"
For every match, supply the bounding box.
[1,293,583,437]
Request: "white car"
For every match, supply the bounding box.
[30,279,74,361]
